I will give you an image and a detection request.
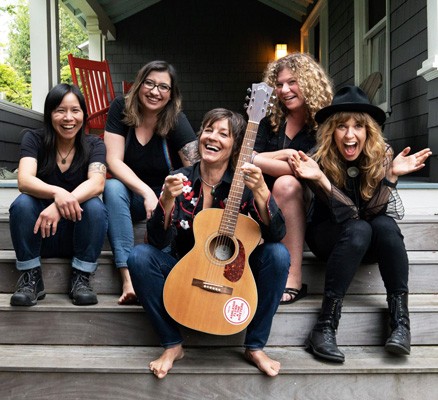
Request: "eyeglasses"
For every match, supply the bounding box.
[142,79,172,93]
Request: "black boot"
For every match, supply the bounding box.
[385,292,411,355]
[305,296,345,363]
[10,267,46,306]
[69,269,98,306]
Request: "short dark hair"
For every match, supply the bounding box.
[198,108,247,169]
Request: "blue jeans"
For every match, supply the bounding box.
[127,242,289,349]
[103,178,148,268]
[9,194,108,273]
[306,215,409,298]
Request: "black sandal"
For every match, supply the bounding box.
[280,283,308,305]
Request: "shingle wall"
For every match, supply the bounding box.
[105,0,301,131]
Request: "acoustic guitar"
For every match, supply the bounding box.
[163,82,274,335]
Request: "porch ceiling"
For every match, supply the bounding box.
[63,0,314,38]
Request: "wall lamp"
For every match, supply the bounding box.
[275,44,288,60]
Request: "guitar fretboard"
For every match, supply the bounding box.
[219,121,259,236]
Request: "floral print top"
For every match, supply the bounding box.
[147,162,286,259]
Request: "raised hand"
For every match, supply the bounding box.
[288,151,322,181]
[390,147,432,178]
[161,173,187,203]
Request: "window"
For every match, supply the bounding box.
[355,0,390,108]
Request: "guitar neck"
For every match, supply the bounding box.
[219,120,259,236]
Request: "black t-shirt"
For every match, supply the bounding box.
[254,116,316,189]
[254,117,316,154]
[105,96,196,194]
[20,129,106,193]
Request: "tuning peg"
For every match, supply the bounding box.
[247,88,252,94]
[245,95,250,101]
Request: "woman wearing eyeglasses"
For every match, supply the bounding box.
[104,60,198,304]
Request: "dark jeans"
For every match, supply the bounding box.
[127,242,289,349]
[9,194,108,273]
[306,215,409,298]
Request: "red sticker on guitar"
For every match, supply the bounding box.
[223,297,250,325]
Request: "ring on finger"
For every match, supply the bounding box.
[244,174,250,181]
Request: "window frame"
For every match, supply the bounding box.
[301,0,329,69]
[354,0,390,111]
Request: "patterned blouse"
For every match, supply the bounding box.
[147,162,286,259]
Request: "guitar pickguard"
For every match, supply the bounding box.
[223,239,245,282]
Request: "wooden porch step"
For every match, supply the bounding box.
[1,250,437,295]
[0,344,437,400]
[0,293,436,347]
[0,214,437,251]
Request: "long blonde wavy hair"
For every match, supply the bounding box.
[263,52,333,132]
[313,112,388,200]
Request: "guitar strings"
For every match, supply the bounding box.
[206,122,257,283]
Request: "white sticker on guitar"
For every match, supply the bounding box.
[223,297,250,325]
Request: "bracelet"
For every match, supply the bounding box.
[383,177,398,188]
[250,152,258,164]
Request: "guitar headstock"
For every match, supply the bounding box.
[245,82,274,124]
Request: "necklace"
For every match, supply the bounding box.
[57,145,75,165]
[347,166,359,178]
[200,177,221,195]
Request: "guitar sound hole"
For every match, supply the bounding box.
[210,235,235,261]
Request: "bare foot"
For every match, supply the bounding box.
[244,349,281,377]
[150,345,185,379]
[118,267,137,305]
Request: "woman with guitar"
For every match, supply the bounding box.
[127,108,290,378]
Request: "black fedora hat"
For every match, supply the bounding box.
[315,85,386,125]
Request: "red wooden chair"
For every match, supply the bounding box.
[122,80,133,95]
[68,54,116,136]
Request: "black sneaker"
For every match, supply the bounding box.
[10,267,46,306]
[69,269,98,305]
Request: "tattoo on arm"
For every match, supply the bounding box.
[88,162,107,176]
[181,140,200,165]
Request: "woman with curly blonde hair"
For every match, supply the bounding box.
[290,85,432,363]
[252,52,333,304]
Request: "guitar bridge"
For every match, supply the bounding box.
[192,278,233,295]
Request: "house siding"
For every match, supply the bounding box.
[0,102,43,170]
[327,0,355,87]
[327,0,431,179]
[386,0,429,179]
[105,0,301,131]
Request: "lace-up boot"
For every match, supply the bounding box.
[10,267,46,306]
[69,269,98,305]
[385,292,411,355]
[305,296,345,362]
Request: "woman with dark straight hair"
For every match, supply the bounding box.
[10,83,108,307]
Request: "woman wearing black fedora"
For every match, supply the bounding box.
[289,85,432,362]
